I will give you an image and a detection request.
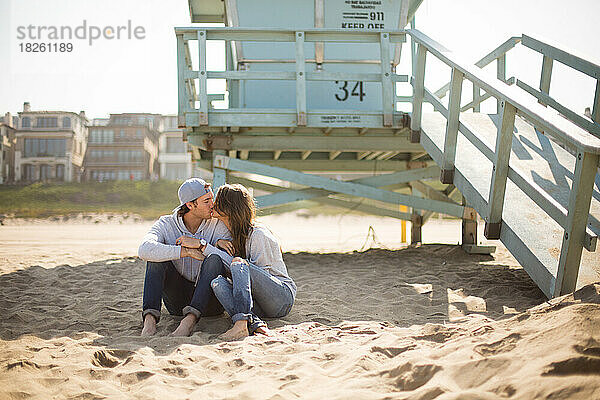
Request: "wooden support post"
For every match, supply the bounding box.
[329,151,341,160]
[410,187,422,245]
[539,55,553,106]
[295,32,307,126]
[440,67,464,184]
[554,151,600,296]
[592,79,600,123]
[197,30,208,125]
[496,54,506,114]
[400,205,407,243]
[176,34,186,128]
[462,196,477,246]
[473,83,481,112]
[484,101,517,239]
[212,150,227,190]
[410,44,427,143]
[380,33,393,126]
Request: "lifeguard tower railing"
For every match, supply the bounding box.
[175,27,600,299]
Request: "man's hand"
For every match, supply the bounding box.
[176,236,200,248]
[181,246,206,261]
[216,239,235,256]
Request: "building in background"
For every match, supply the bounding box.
[0,112,17,184]
[158,115,193,180]
[14,102,88,182]
[84,113,160,181]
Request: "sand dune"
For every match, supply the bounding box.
[0,218,599,399]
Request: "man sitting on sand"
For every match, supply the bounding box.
[138,178,231,336]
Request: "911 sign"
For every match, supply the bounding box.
[334,81,366,102]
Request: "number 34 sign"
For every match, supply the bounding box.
[334,81,366,102]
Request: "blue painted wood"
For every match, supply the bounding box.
[212,150,227,190]
[256,167,441,208]
[215,155,464,217]
[197,30,208,125]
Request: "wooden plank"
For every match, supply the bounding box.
[497,54,506,114]
[593,79,600,123]
[196,159,419,172]
[206,70,394,83]
[539,55,553,105]
[185,109,408,128]
[484,101,517,239]
[441,67,464,183]
[197,30,208,125]
[301,151,311,160]
[472,84,481,112]
[554,151,600,296]
[273,150,282,160]
[381,33,394,126]
[188,134,424,152]
[329,151,341,160]
[176,34,187,128]
[178,27,408,44]
[410,180,458,204]
[410,44,427,142]
[255,171,421,210]
[314,0,324,65]
[516,79,600,136]
[521,34,600,80]
[217,156,465,216]
[212,149,227,189]
[295,31,307,126]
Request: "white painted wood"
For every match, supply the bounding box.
[554,151,600,296]
[410,44,427,133]
[441,68,464,177]
[197,30,208,125]
[486,101,517,235]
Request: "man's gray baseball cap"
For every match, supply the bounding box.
[175,178,213,210]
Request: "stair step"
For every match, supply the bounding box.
[420,112,600,298]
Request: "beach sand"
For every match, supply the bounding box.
[0,214,599,399]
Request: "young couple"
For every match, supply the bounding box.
[138,178,296,340]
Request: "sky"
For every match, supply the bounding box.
[1,0,599,119]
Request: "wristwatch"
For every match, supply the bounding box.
[199,238,207,251]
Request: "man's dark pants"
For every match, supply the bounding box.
[142,254,225,322]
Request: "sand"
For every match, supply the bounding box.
[0,214,599,399]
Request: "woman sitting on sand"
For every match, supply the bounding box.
[205,183,296,340]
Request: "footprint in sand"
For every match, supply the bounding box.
[473,333,521,356]
[91,349,134,368]
[380,362,442,391]
[543,356,600,376]
[370,345,417,358]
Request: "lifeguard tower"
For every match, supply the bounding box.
[176,0,600,299]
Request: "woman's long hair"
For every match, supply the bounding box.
[213,184,256,258]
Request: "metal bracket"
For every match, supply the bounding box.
[204,135,233,151]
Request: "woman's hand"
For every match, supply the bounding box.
[176,235,200,248]
[216,239,235,256]
[181,247,206,261]
[232,257,248,265]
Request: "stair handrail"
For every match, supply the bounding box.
[408,28,600,297]
[434,36,521,99]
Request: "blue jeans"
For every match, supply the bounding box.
[211,259,294,333]
[142,254,225,322]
